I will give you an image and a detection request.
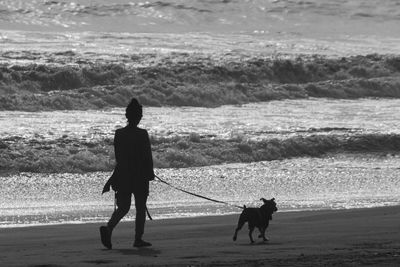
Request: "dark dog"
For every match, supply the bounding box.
[233,198,278,243]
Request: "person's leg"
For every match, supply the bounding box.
[107,192,132,230]
[133,192,151,247]
[133,192,147,240]
[100,192,132,249]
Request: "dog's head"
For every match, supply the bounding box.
[260,198,278,214]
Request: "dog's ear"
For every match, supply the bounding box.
[271,198,275,201]
[260,198,267,203]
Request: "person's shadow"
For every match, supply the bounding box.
[115,247,161,257]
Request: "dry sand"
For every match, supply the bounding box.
[1,206,400,266]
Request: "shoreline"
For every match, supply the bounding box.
[1,206,400,266]
[0,205,397,229]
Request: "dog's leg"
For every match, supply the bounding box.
[258,227,265,239]
[260,228,269,241]
[248,226,255,243]
[233,228,239,241]
[263,221,271,241]
[233,217,246,241]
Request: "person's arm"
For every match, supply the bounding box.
[143,130,155,181]
[114,129,128,165]
[102,130,123,194]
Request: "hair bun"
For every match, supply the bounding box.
[125,98,143,125]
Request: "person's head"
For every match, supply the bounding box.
[125,98,143,126]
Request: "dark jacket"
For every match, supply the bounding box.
[109,125,154,194]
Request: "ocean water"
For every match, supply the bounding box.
[1,0,400,37]
[1,154,400,227]
[1,0,400,227]
[1,0,400,65]
[1,98,400,142]
[1,100,400,227]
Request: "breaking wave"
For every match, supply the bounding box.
[1,133,400,174]
[1,54,400,111]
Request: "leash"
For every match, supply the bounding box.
[113,174,243,221]
[155,174,244,210]
[146,206,153,220]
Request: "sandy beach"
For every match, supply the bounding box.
[1,206,399,266]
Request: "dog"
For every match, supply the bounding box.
[233,198,278,243]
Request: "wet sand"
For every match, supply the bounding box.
[1,206,400,266]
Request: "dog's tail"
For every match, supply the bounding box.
[243,205,246,209]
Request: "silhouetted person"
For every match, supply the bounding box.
[100,98,155,249]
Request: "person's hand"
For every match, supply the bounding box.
[102,183,111,194]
